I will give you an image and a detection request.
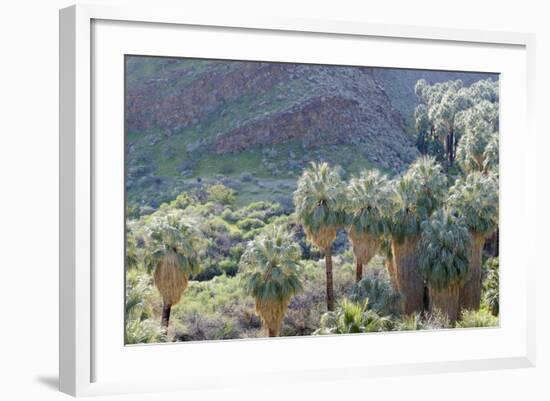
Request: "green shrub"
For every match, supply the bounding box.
[350,276,403,316]
[237,217,265,231]
[456,309,498,328]
[219,259,239,276]
[207,183,235,205]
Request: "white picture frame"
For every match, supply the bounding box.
[59,4,536,397]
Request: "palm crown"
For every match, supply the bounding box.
[240,225,303,303]
[293,162,346,247]
[387,157,448,242]
[418,209,471,290]
[345,170,389,236]
[448,172,499,236]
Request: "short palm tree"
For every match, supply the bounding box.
[483,257,499,316]
[418,209,471,322]
[240,225,303,337]
[146,211,202,331]
[448,172,498,311]
[345,170,389,282]
[314,300,394,334]
[386,157,448,314]
[294,162,346,311]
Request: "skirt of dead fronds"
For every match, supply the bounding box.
[154,251,189,306]
[304,226,337,252]
[255,299,290,337]
[392,236,424,314]
[459,233,486,311]
[348,228,380,266]
[430,282,460,323]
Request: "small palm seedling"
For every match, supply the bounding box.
[386,157,447,314]
[448,172,498,311]
[349,276,403,316]
[240,225,303,337]
[146,211,202,332]
[294,162,346,311]
[314,299,394,335]
[345,170,389,282]
[418,209,471,322]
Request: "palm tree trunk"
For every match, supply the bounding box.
[459,233,485,311]
[355,260,363,282]
[325,247,335,311]
[392,236,424,314]
[161,302,172,330]
[385,254,398,291]
[430,283,460,323]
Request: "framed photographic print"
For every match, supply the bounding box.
[59,4,536,397]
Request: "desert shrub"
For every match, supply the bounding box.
[170,192,196,209]
[397,309,451,331]
[221,208,239,223]
[456,309,498,328]
[237,217,265,231]
[171,275,260,341]
[125,319,161,344]
[350,276,403,316]
[219,259,239,276]
[314,300,394,334]
[482,257,499,316]
[207,183,235,205]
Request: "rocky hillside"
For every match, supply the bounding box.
[125,56,495,210]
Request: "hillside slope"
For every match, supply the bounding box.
[125,57,495,210]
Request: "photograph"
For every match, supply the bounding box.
[124,55,500,344]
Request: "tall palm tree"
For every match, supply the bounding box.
[448,172,498,311]
[146,211,202,331]
[386,157,447,314]
[240,225,303,337]
[418,209,471,322]
[345,170,389,282]
[293,162,346,311]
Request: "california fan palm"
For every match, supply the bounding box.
[448,172,498,311]
[386,157,447,314]
[418,209,471,322]
[293,162,346,311]
[240,225,303,337]
[146,211,202,331]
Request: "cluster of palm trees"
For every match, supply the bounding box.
[293,157,498,323]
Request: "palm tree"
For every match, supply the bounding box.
[146,211,202,331]
[448,172,498,311]
[386,157,447,314]
[293,162,346,311]
[314,300,394,334]
[345,170,389,282]
[418,209,471,322]
[240,225,303,337]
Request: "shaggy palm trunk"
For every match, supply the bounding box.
[325,247,335,311]
[161,303,172,330]
[356,260,363,282]
[459,233,485,311]
[349,229,379,283]
[385,254,398,292]
[430,283,460,323]
[256,299,289,337]
[392,236,424,314]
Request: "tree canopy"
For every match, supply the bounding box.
[418,209,471,290]
[448,172,499,236]
[240,225,303,304]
